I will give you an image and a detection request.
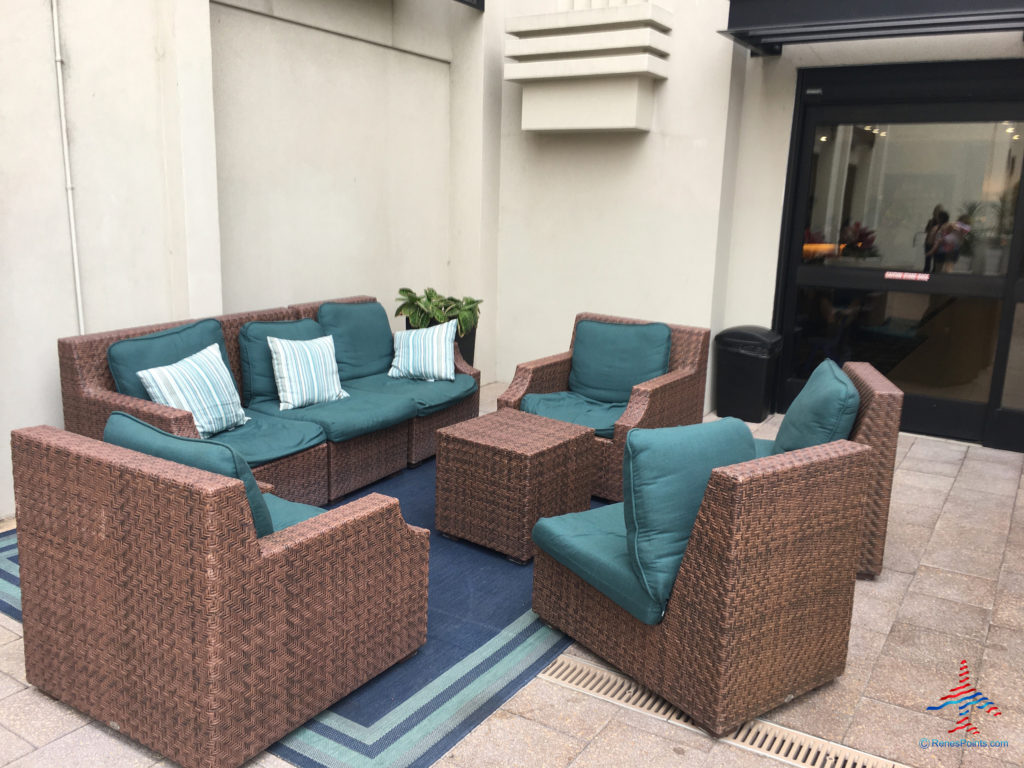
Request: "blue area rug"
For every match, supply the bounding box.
[0,460,571,768]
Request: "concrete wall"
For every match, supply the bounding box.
[494,0,737,379]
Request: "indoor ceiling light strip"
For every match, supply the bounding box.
[539,656,909,768]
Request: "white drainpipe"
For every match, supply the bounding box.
[51,0,85,335]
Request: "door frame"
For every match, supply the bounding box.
[772,59,1024,446]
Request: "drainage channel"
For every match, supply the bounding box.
[539,655,907,768]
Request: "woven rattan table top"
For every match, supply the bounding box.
[437,409,594,457]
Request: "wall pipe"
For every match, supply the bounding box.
[51,0,85,335]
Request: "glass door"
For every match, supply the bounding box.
[778,103,1024,446]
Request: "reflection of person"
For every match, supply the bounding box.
[927,213,970,273]
[923,204,945,272]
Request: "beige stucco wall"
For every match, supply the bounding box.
[494,0,736,381]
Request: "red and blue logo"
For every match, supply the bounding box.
[927,659,1002,736]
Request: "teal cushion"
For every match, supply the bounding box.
[108,319,230,401]
[342,373,478,416]
[533,504,663,625]
[238,319,323,406]
[318,302,395,380]
[209,410,325,468]
[623,418,755,609]
[773,359,860,454]
[568,320,672,403]
[263,493,323,532]
[520,391,626,439]
[102,411,273,538]
[754,438,775,458]
[247,389,417,443]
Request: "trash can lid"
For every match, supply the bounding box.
[715,325,782,354]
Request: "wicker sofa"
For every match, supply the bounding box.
[498,312,710,501]
[58,295,480,505]
[11,424,430,768]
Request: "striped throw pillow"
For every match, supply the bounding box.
[266,335,349,410]
[137,343,248,438]
[388,320,456,382]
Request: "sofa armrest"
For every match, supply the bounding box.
[497,351,573,410]
[453,344,481,385]
[67,388,200,439]
[256,481,275,494]
[611,365,704,443]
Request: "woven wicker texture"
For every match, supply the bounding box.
[11,425,429,768]
[498,313,709,501]
[436,410,594,562]
[842,362,904,579]
[532,439,873,737]
[327,423,410,499]
[292,297,482,465]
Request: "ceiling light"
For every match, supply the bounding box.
[1007,126,1016,133]
[1015,135,1021,141]
[864,125,873,130]
[880,131,887,137]
[873,129,880,134]
[819,136,828,142]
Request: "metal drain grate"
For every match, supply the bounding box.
[539,655,907,768]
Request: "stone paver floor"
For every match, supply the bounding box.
[0,383,1020,767]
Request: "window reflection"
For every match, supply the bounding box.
[792,287,1000,403]
[803,122,1021,276]
[1003,303,1024,410]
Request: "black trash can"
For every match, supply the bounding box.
[714,326,783,423]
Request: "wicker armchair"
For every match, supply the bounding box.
[841,362,904,579]
[498,313,709,500]
[11,425,429,768]
[532,439,873,737]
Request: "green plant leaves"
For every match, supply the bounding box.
[393,287,483,336]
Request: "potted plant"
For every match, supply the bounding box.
[394,287,483,365]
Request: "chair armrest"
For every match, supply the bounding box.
[453,344,481,385]
[611,365,704,442]
[663,439,873,650]
[497,351,573,409]
[257,493,429,563]
[70,388,200,439]
[256,481,275,494]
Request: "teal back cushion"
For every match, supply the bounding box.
[624,418,755,609]
[773,359,860,454]
[103,411,273,537]
[569,320,672,403]
[108,319,231,401]
[318,302,395,380]
[238,318,324,405]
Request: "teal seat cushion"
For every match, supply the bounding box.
[342,373,478,416]
[209,410,325,468]
[317,302,395,380]
[533,504,664,625]
[754,438,775,458]
[568,320,672,404]
[263,492,323,532]
[102,411,273,538]
[773,359,860,455]
[108,319,231,401]
[520,391,626,439]
[624,418,755,609]
[238,318,324,406]
[247,389,417,443]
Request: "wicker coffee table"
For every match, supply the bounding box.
[435,409,594,562]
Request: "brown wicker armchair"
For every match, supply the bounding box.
[532,439,873,737]
[498,313,710,500]
[841,362,904,579]
[11,425,429,768]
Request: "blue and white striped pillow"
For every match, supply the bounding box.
[388,320,457,382]
[266,335,349,410]
[137,343,248,438]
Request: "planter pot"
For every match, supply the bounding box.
[404,318,477,367]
